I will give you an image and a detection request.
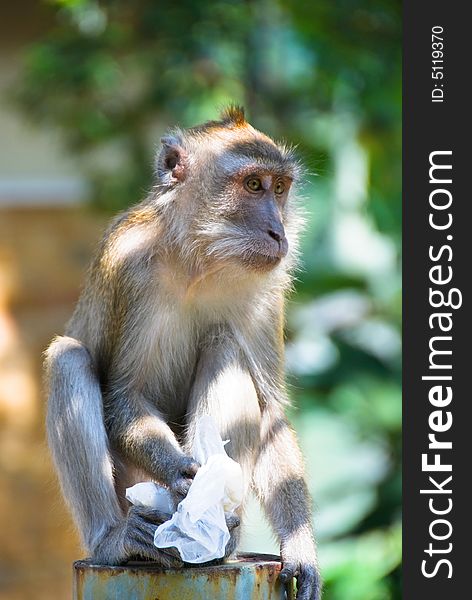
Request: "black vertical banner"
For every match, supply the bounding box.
[404,2,471,599]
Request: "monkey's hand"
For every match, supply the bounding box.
[167,454,200,505]
[280,535,321,600]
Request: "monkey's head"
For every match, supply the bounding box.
[154,106,303,278]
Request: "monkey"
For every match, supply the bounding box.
[44,106,321,600]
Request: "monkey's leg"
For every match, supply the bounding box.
[184,339,261,557]
[44,336,182,567]
[252,404,321,600]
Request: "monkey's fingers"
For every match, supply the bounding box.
[224,513,241,531]
[158,545,182,562]
[280,562,321,600]
[180,457,200,478]
[126,533,183,569]
[142,544,183,569]
[171,477,194,500]
[126,506,181,569]
[170,457,200,501]
[295,564,321,600]
[279,562,299,583]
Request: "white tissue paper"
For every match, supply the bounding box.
[125,415,244,564]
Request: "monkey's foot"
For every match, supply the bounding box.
[223,513,241,558]
[280,561,321,600]
[123,506,183,568]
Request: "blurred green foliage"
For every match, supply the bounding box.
[14,1,401,598]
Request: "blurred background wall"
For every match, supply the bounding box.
[0,1,401,599]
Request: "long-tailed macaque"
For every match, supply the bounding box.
[44,107,320,599]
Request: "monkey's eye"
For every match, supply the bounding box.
[245,177,263,192]
[274,180,285,195]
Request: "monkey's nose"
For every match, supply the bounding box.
[268,228,284,243]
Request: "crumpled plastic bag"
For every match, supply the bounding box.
[125,415,243,564]
[125,482,174,515]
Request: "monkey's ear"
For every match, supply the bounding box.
[156,134,187,185]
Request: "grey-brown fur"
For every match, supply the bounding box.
[44,109,321,599]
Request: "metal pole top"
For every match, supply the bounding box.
[73,552,293,600]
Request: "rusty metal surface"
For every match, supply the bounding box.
[73,552,294,600]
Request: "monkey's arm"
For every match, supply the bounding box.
[105,390,199,499]
[252,402,321,600]
[184,325,319,597]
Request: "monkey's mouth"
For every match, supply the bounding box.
[241,238,288,270]
[204,231,288,271]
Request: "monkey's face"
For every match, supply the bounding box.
[192,134,300,274]
[210,168,292,272]
[156,109,301,275]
